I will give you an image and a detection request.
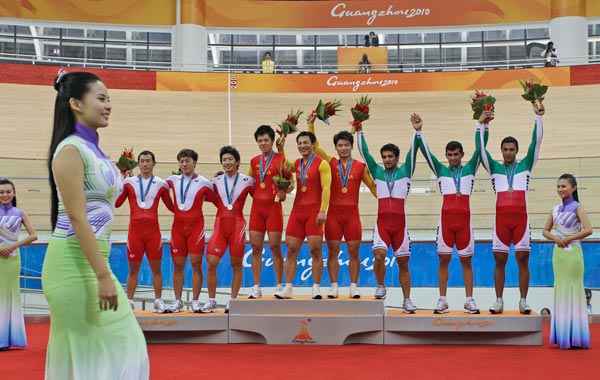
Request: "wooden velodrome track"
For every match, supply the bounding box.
[1,82,598,236]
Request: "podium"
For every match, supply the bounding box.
[384,310,543,345]
[137,310,228,344]
[228,296,384,345]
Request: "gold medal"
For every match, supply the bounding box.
[508,187,514,193]
[455,191,462,198]
[260,182,266,189]
[341,187,348,194]
[301,186,307,192]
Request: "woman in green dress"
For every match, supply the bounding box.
[43,71,149,379]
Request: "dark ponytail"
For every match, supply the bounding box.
[0,178,17,207]
[48,71,101,230]
[558,173,579,202]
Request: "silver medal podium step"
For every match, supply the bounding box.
[228,296,385,345]
[384,310,543,345]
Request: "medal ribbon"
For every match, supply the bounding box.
[224,173,240,207]
[180,174,197,204]
[299,153,316,189]
[504,161,517,189]
[259,151,275,184]
[384,168,397,196]
[338,159,353,190]
[138,175,154,204]
[449,166,462,193]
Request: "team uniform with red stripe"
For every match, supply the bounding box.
[247,152,289,233]
[286,153,331,240]
[206,173,255,258]
[357,130,418,257]
[480,115,543,253]
[166,174,214,257]
[416,125,488,257]
[116,175,173,262]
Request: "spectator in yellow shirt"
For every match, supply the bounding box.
[262,52,275,73]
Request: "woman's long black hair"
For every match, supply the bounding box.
[48,71,101,230]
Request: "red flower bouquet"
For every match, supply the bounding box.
[349,95,371,133]
[276,109,303,145]
[116,147,137,175]
[273,161,295,202]
[314,99,343,125]
[519,77,548,108]
[470,90,496,120]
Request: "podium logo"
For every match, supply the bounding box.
[292,319,316,344]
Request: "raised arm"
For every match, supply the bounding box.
[401,131,419,178]
[356,130,382,179]
[465,110,492,170]
[523,104,544,170]
[307,113,333,163]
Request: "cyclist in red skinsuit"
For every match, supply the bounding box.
[116,150,173,313]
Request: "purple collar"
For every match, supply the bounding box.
[559,196,578,213]
[73,122,107,159]
[1,203,13,212]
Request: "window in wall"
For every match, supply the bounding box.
[0,25,14,35]
[484,45,507,62]
[61,42,84,59]
[467,46,483,63]
[399,33,420,44]
[316,48,337,67]
[526,28,549,39]
[106,46,127,64]
[232,47,260,66]
[441,47,461,63]
[38,27,61,37]
[233,35,257,45]
[399,47,422,65]
[442,32,461,43]
[215,34,232,44]
[219,49,232,65]
[346,34,359,46]
[150,32,171,43]
[133,48,149,63]
[16,26,31,36]
[0,40,16,54]
[108,31,128,41]
[131,32,148,42]
[317,35,339,45]
[509,29,525,40]
[467,31,482,42]
[424,46,441,64]
[302,35,315,45]
[275,35,296,45]
[149,49,171,65]
[484,30,507,41]
[63,28,85,38]
[387,46,399,68]
[86,44,106,61]
[16,39,35,55]
[382,33,398,44]
[302,48,316,66]
[509,45,527,61]
[258,34,273,45]
[424,33,440,43]
[86,29,105,41]
[274,48,298,68]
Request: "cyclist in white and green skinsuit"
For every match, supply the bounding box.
[414,111,491,315]
[480,103,545,315]
[356,121,419,313]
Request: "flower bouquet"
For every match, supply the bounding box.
[276,109,303,146]
[314,99,343,125]
[272,161,295,202]
[116,147,137,175]
[349,95,371,133]
[470,90,496,120]
[519,76,548,108]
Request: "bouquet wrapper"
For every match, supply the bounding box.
[273,178,292,202]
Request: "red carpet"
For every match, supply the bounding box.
[1,323,598,380]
